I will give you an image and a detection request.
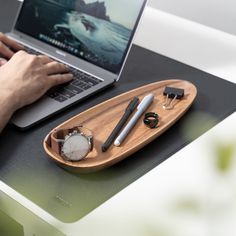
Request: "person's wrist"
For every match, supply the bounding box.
[0,89,19,114]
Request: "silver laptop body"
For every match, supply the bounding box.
[7,0,147,129]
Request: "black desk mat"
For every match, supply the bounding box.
[0,45,235,223]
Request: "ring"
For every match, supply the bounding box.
[143,112,159,128]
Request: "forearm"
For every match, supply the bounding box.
[0,91,17,133]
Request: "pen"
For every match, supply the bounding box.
[114,93,154,146]
[101,97,140,152]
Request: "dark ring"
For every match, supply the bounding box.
[143,112,159,129]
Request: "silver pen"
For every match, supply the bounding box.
[114,93,154,146]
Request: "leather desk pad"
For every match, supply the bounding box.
[0,45,235,223]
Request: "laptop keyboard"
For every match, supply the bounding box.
[24,46,102,102]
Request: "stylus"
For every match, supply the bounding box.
[114,94,154,146]
[101,97,140,152]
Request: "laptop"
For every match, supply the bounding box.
[7,0,148,129]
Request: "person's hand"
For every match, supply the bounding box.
[0,50,73,112]
[0,32,24,65]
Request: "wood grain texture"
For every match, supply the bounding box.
[43,79,197,173]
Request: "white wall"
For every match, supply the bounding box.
[149,0,236,35]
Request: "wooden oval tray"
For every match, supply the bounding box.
[43,79,197,173]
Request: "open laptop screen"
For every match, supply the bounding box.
[15,0,146,74]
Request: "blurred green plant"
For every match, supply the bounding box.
[181,111,218,142]
[0,209,24,236]
[172,197,201,215]
[214,142,235,173]
[141,223,170,236]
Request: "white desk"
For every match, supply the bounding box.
[1,6,235,236]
